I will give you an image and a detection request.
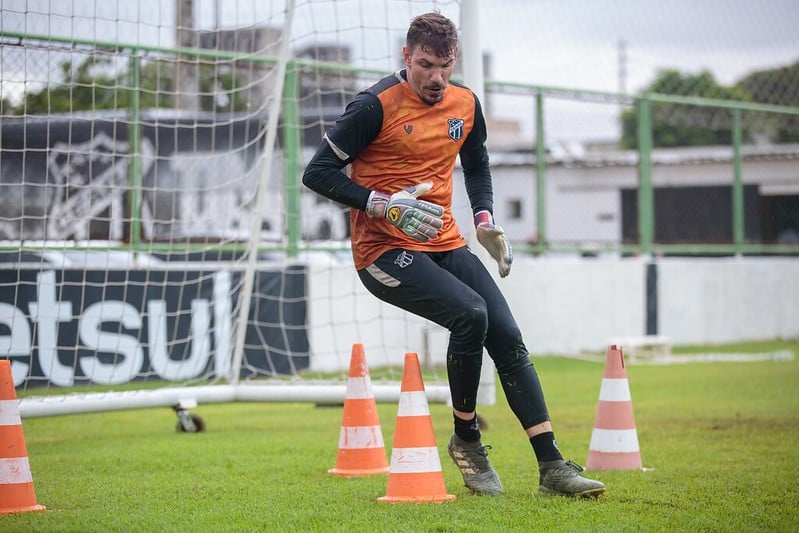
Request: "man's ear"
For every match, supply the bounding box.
[402,45,411,67]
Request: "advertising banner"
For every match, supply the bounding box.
[0,266,309,388]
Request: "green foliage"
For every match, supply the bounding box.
[9,57,122,114]
[736,61,799,142]
[7,55,251,116]
[737,61,799,107]
[621,69,752,149]
[2,340,797,532]
[649,70,751,101]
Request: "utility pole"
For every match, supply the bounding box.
[618,39,628,122]
[175,0,199,111]
[618,39,628,96]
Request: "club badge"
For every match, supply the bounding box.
[448,118,464,141]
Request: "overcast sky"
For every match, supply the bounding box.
[2,0,797,140]
[487,0,798,88]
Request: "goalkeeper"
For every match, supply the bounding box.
[302,12,604,499]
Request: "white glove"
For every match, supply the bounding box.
[366,182,444,242]
[474,210,512,278]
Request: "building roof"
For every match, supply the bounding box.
[489,142,799,168]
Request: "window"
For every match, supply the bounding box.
[507,198,523,220]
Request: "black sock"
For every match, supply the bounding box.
[530,432,563,463]
[454,413,481,442]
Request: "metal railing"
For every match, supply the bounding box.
[2,30,798,258]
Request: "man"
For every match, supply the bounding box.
[302,12,605,498]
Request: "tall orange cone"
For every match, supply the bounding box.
[0,360,46,514]
[586,345,643,470]
[328,344,389,476]
[378,353,455,503]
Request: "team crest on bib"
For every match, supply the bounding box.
[448,118,464,141]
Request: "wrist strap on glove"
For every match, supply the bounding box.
[366,191,390,219]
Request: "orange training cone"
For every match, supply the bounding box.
[0,360,46,514]
[586,345,643,470]
[328,344,389,476]
[378,352,455,503]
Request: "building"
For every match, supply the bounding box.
[466,143,799,248]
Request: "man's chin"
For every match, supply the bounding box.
[422,91,444,105]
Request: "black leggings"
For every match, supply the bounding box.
[357,246,550,429]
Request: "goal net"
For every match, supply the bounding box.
[0,0,468,418]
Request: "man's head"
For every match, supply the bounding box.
[403,12,459,105]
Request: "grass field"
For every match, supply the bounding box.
[2,341,798,532]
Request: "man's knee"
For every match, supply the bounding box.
[449,299,488,348]
[489,331,531,375]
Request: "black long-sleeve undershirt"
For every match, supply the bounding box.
[302,74,495,216]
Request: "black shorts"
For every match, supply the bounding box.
[358,246,548,426]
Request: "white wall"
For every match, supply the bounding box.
[500,255,646,354]
[306,256,799,371]
[658,257,799,344]
[480,152,799,245]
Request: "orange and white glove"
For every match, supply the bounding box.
[474,210,512,278]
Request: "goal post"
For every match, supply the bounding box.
[2,0,482,419]
[228,0,296,386]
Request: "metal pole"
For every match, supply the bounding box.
[637,97,654,255]
[127,55,142,251]
[535,90,546,253]
[282,61,301,258]
[732,108,744,253]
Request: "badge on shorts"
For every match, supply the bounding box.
[448,118,464,141]
[394,251,413,268]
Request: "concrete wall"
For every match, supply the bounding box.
[658,257,799,344]
[472,151,799,245]
[307,255,799,371]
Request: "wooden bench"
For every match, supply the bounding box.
[607,335,671,363]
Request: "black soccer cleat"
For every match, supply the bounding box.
[447,434,504,495]
[539,460,605,498]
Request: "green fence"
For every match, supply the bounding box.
[2,30,798,257]
[485,80,799,256]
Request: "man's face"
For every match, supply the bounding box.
[403,44,457,105]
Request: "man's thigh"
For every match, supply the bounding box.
[357,248,484,330]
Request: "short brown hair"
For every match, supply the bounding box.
[406,12,459,57]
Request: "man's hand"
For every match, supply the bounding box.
[474,210,512,277]
[366,182,444,242]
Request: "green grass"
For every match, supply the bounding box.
[3,341,798,532]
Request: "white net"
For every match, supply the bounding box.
[4,1,795,416]
[0,1,459,415]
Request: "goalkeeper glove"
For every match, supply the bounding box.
[366,182,444,242]
[474,210,513,278]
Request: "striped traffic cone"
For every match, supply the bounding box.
[378,353,455,503]
[586,345,643,470]
[0,360,46,514]
[328,344,389,476]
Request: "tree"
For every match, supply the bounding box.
[736,61,799,143]
[7,57,122,115]
[620,69,752,149]
[7,55,251,116]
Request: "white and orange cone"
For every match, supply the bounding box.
[586,345,643,470]
[378,352,455,503]
[328,344,389,476]
[0,360,46,514]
